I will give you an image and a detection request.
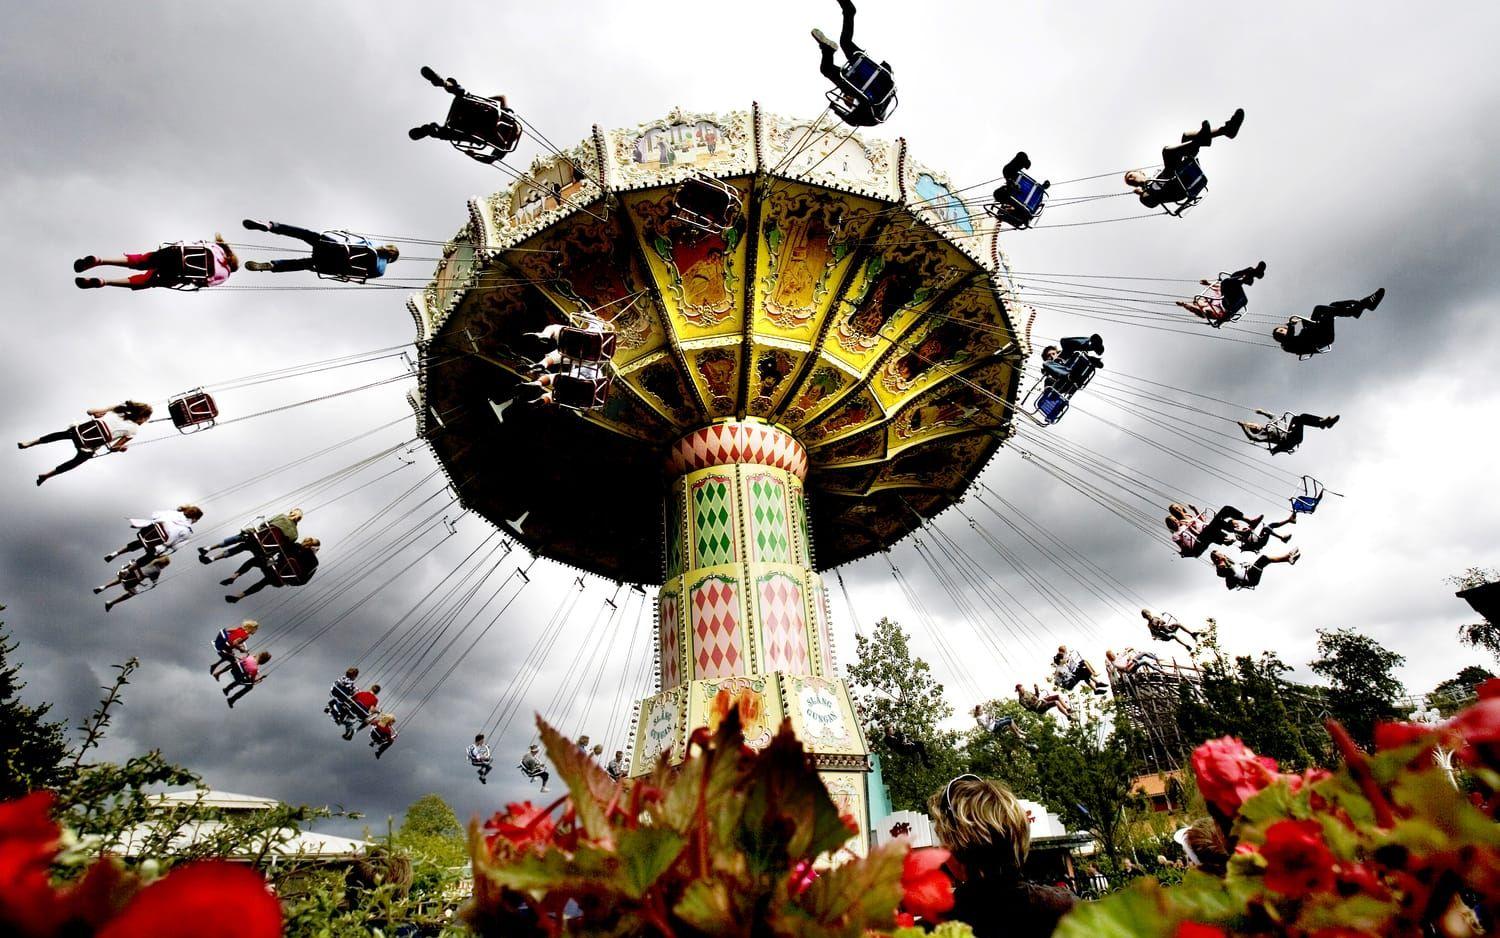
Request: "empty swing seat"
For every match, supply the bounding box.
[71,418,113,450]
[987,173,1048,229]
[672,176,741,234]
[168,390,219,432]
[1034,388,1071,424]
[1290,477,1326,514]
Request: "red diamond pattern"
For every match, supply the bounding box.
[691,578,742,679]
[759,574,810,673]
[667,423,808,479]
[659,592,681,689]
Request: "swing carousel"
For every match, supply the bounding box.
[409,105,1028,846]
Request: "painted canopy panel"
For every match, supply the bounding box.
[415,106,1024,582]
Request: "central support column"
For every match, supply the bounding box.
[628,419,872,850]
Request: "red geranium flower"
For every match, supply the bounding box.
[484,801,558,854]
[0,791,70,935]
[898,846,954,923]
[1175,924,1228,938]
[1192,737,1282,817]
[98,862,281,938]
[1259,819,1336,899]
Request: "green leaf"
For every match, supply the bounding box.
[616,827,686,899]
[785,841,905,935]
[536,715,617,847]
[674,878,739,934]
[1054,878,1201,938]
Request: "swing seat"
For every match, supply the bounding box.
[168,390,218,432]
[1146,159,1208,217]
[314,232,381,283]
[157,243,214,290]
[828,54,897,124]
[555,326,618,363]
[72,418,113,450]
[672,175,742,235]
[1034,387,1071,424]
[1192,278,1244,328]
[250,524,307,583]
[445,94,522,162]
[1289,476,1327,514]
[986,173,1048,229]
[551,370,613,411]
[136,522,171,552]
[118,564,157,591]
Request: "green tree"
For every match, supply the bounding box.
[845,617,962,811]
[1309,628,1405,748]
[397,793,468,868]
[1030,703,1142,863]
[1174,652,1328,769]
[1429,665,1495,715]
[0,617,72,799]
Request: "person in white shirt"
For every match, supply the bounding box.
[467,733,494,784]
[95,554,170,612]
[105,505,204,561]
[519,744,551,792]
[19,402,153,486]
[1105,648,1163,681]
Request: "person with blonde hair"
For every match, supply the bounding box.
[223,536,321,602]
[105,505,204,561]
[1175,817,1229,877]
[928,775,1075,936]
[211,620,260,678]
[369,713,398,758]
[74,233,238,289]
[19,401,153,486]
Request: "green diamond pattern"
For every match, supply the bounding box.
[693,479,735,567]
[750,476,790,563]
[793,489,811,566]
[666,489,684,576]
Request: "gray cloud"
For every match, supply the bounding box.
[2,0,1498,831]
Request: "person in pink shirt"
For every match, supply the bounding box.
[73,234,238,290]
[223,651,271,707]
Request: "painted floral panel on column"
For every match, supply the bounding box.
[747,472,791,563]
[659,588,682,690]
[691,474,736,568]
[665,485,685,578]
[637,688,685,770]
[690,574,743,679]
[702,675,776,750]
[820,771,869,858]
[758,572,811,674]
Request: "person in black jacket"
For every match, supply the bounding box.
[929,775,1077,937]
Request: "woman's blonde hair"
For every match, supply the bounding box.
[928,777,1031,881]
[214,233,240,272]
[241,620,260,633]
[179,504,204,522]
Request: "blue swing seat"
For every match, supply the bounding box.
[1290,477,1327,514]
[986,172,1048,229]
[1147,159,1209,217]
[1034,388,1071,424]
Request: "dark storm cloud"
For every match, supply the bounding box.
[1,0,1498,831]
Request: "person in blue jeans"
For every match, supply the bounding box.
[240,219,398,279]
[1041,334,1104,394]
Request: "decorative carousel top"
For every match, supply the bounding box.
[410,105,1027,584]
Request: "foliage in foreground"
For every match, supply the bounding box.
[465,712,924,937]
[1056,681,1500,936]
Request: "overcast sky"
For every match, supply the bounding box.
[2,1,1497,835]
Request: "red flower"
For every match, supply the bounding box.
[1259,819,1336,899]
[1372,720,1437,751]
[484,801,557,854]
[788,858,818,897]
[1447,696,1500,766]
[1479,678,1500,701]
[0,793,279,938]
[1192,737,1282,817]
[0,791,70,935]
[98,862,281,938]
[894,911,916,928]
[1175,924,1228,938]
[1334,861,1389,901]
[899,846,954,923]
